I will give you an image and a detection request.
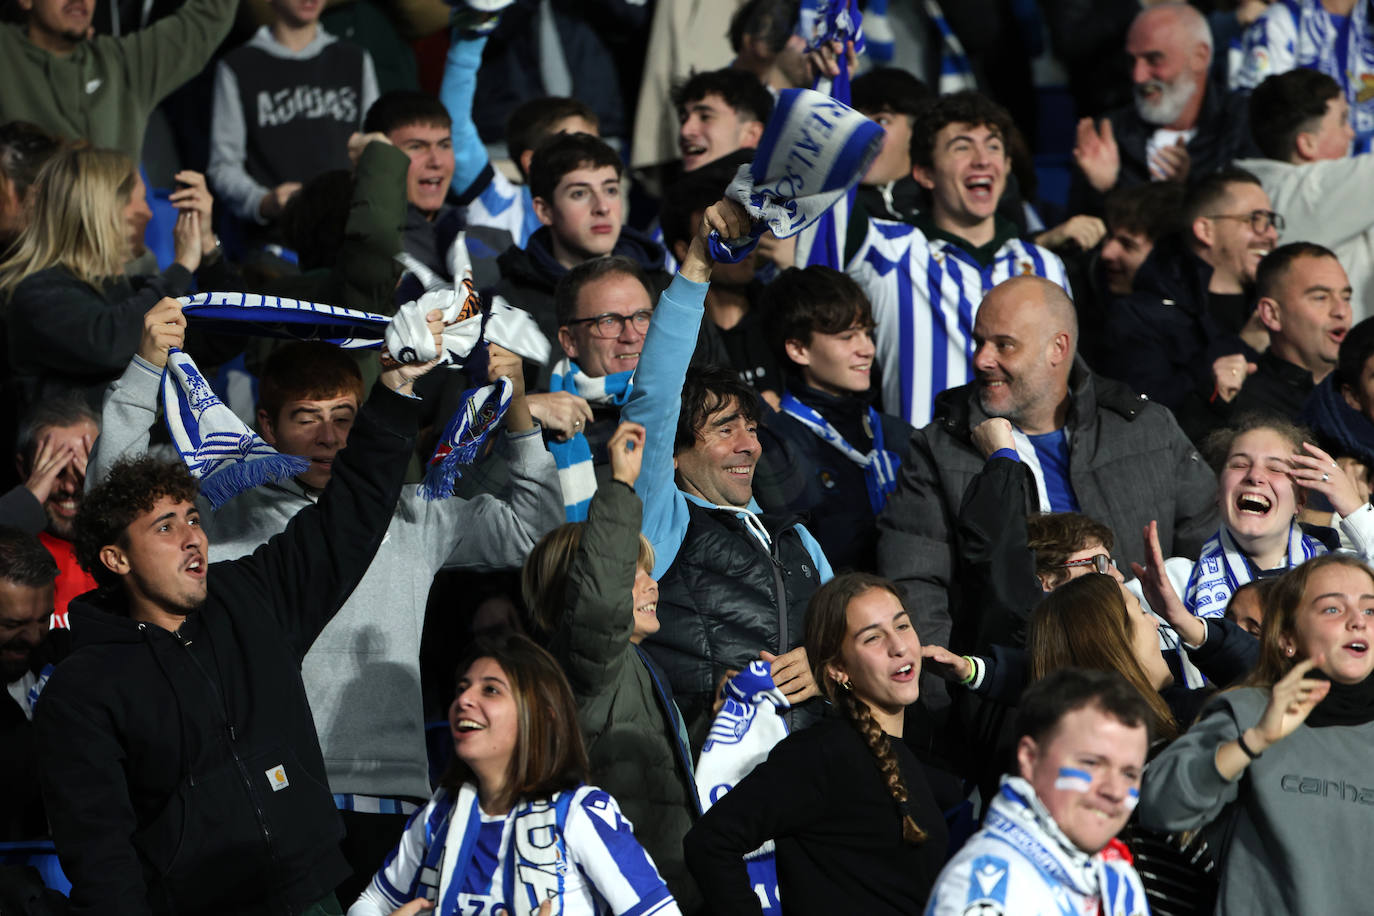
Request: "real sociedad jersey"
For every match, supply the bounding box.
[353,784,679,916]
[846,218,1069,428]
[1232,0,1374,154]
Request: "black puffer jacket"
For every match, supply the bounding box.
[755,383,913,573]
[646,500,825,744]
[34,383,418,916]
[1100,234,1254,410]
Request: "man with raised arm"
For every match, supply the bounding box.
[623,199,835,742]
[35,306,447,915]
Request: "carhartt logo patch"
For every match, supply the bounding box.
[265,764,289,791]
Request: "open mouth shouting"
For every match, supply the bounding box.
[680,141,708,168]
[892,662,916,683]
[1235,492,1273,517]
[964,175,996,205]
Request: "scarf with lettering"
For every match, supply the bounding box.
[708,88,884,263]
[1183,523,1325,618]
[167,285,543,506]
[695,660,790,916]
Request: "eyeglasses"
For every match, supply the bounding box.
[565,309,653,339]
[1056,554,1117,575]
[1205,209,1285,234]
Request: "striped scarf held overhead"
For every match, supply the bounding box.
[547,357,634,521]
[1183,523,1326,618]
[708,88,885,263]
[165,286,544,507]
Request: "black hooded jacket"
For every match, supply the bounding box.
[34,382,419,916]
[1068,75,1258,215]
[1100,234,1259,442]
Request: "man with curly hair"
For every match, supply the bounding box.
[32,305,445,915]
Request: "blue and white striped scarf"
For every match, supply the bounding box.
[547,357,634,521]
[923,0,977,95]
[1183,523,1326,618]
[162,348,311,510]
[165,287,543,507]
[709,88,885,263]
[778,391,899,514]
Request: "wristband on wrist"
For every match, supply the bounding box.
[1236,730,1262,760]
[960,656,978,686]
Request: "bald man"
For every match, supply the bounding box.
[876,275,1218,704]
[1072,3,1255,205]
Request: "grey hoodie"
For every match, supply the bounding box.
[90,355,563,799]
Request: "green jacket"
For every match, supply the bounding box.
[0,0,237,161]
[550,479,702,913]
[268,139,407,314]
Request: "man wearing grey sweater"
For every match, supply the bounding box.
[88,309,563,900]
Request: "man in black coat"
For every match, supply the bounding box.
[1070,3,1256,212]
[1099,168,1276,443]
[33,306,444,915]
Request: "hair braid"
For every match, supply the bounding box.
[840,688,926,844]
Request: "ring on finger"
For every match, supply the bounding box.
[1322,473,1331,483]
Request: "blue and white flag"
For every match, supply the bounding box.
[708,89,884,263]
[695,661,790,916]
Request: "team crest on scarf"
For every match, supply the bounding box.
[163,348,310,509]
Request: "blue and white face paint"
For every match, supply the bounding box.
[1054,767,1140,811]
[1054,767,1093,793]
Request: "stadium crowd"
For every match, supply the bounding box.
[4,0,1374,914]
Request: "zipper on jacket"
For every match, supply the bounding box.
[634,645,702,816]
[767,537,794,731]
[174,629,278,861]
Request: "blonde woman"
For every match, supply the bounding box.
[0,146,226,405]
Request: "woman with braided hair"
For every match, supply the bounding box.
[683,572,957,915]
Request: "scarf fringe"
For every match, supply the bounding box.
[199,454,312,511]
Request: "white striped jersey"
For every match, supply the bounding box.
[350,784,679,916]
[846,219,1069,428]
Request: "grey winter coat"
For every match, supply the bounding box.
[876,358,1218,652]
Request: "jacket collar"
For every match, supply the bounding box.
[934,356,1148,443]
[913,212,1021,268]
[1128,232,1215,310]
